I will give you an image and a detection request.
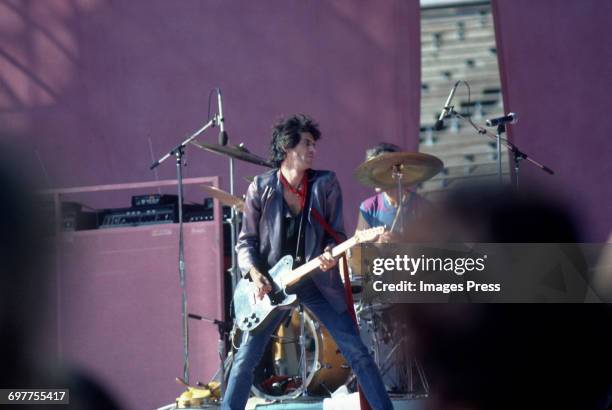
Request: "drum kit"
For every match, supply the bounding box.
[185,139,442,403]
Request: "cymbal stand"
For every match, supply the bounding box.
[391,164,405,234]
[225,152,240,294]
[150,117,217,384]
[209,149,239,401]
[222,139,243,403]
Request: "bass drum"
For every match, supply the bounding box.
[251,308,350,400]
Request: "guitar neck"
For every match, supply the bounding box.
[280,236,358,287]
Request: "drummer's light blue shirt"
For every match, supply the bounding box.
[359,191,426,229]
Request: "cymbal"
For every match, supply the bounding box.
[354,152,443,189]
[200,185,244,212]
[191,141,273,168]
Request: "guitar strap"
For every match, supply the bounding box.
[280,169,364,324]
[305,177,373,410]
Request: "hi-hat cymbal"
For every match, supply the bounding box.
[354,152,443,188]
[200,185,244,212]
[191,141,273,168]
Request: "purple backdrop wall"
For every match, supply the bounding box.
[492,0,612,241]
[0,0,421,233]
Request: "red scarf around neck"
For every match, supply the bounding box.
[279,170,308,208]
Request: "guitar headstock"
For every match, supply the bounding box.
[354,226,385,244]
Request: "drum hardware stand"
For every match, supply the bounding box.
[188,313,233,400]
[247,307,313,401]
[296,304,310,398]
[367,306,384,369]
[408,357,430,397]
[356,306,430,397]
[378,337,402,377]
[150,112,223,388]
[210,343,237,395]
[274,305,311,400]
[377,335,429,397]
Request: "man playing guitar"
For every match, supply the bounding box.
[223,114,392,410]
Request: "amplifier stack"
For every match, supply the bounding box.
[53,194,228,231]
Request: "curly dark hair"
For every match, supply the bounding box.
[365,142,401,161]
[269,114,321,167]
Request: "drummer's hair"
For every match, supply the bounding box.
[270,114,321,167]
[365,142,401,161]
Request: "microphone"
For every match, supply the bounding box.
[486,112,517,127]
[434,81,461,130]
[217,88,228,146]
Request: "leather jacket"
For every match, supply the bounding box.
[236,168,348,313]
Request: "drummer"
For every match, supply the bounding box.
[356,143,431,242]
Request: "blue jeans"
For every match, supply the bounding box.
[222,278,393,410]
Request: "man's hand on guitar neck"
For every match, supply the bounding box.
[318,245,337,272]
[249,268,272,300]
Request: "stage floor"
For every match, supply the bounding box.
[248,394,427,410]
[159,394,427,410]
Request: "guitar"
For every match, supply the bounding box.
[233,226,384,332]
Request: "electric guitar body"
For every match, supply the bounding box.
[233,255,297,332]
[232,226,384,332]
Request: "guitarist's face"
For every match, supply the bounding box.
[285,132,317,172]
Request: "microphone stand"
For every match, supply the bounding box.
[446,110,555,187]
[150,117,217,385]
[495,123,505,184]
